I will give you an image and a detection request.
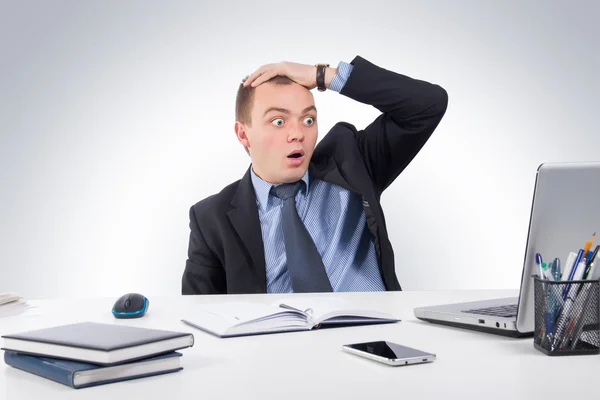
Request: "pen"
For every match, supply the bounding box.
[585,262,597,284]
[536,253,544,279]
[551,258,562,324]
[582,245,599,280]
[544,270,559,346]
[561,252,577,282]
[552,259,588,350]
[559,272,588,350]
[551,297,574,351]
[541,310,554,348]
[575,257,598,300]
[541,262,554,281]
[540,261,556,343]
[559,318,578,349]
[563,267,597,350]
[552,258,561,281]
[562,249,584,299]
[568,282,596,350]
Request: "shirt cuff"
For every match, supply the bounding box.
[327,61,354,93]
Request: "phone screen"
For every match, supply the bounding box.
[345,341,432,360]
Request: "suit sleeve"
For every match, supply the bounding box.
[181,205,226,294]
[339,55,448,194]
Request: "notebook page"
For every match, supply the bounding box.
[274,297,397,325]
[182,302,308,337]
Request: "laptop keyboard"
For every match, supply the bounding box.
[462,304,518,318]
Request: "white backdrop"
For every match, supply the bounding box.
[1,0,599,299]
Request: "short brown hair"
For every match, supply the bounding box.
[235,75,295,126]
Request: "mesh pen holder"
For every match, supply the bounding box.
[533,275,600,356]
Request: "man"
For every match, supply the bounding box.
[182,55,447,295]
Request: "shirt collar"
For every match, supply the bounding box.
[250,167,310,211]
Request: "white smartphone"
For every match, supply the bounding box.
[342,341,436,366]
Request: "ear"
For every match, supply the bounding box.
[234,121,251,150]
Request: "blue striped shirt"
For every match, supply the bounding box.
[250,61,386,293]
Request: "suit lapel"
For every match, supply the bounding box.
[227,168,266,292]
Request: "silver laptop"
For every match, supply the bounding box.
[414,162,600,337]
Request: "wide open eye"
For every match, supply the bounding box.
[271,118,284,127]
[303,116,315,125]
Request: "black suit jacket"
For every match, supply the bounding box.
[182,55,448,295]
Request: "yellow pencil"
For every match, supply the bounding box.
[583,232,596,257]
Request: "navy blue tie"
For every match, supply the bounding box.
[271,182,333,293]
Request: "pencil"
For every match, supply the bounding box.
[583,232,596,258]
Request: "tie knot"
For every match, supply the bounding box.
[271,182,302,201]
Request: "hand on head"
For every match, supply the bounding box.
[243,61,318,90]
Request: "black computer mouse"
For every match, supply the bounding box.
[112,293,149,319]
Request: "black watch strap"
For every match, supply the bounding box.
[315,64,329,91]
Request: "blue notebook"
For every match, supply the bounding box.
[4,350,183,389]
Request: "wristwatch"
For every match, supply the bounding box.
[315,63,329,91]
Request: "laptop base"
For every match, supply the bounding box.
[416,317,533,338]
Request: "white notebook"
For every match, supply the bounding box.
[0,293,35,318]
[0,293,23,306]
[181,297,399,338]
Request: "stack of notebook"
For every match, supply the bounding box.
[0,293,34,318]
[1,321,194,389]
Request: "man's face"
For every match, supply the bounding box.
[236,81,318,184]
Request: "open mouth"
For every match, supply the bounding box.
[287,150,305,159]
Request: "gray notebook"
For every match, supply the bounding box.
[1,322,194,365]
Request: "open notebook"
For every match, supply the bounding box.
[181,297,399,338]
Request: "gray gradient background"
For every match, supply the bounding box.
[1,1,598,299]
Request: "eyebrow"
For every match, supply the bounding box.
[263,105,317,116]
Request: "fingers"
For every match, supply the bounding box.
[243,65,268,87]
[250,69,280,87]
[243,63,281,87]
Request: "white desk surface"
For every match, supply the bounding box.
[1,290,597,399]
